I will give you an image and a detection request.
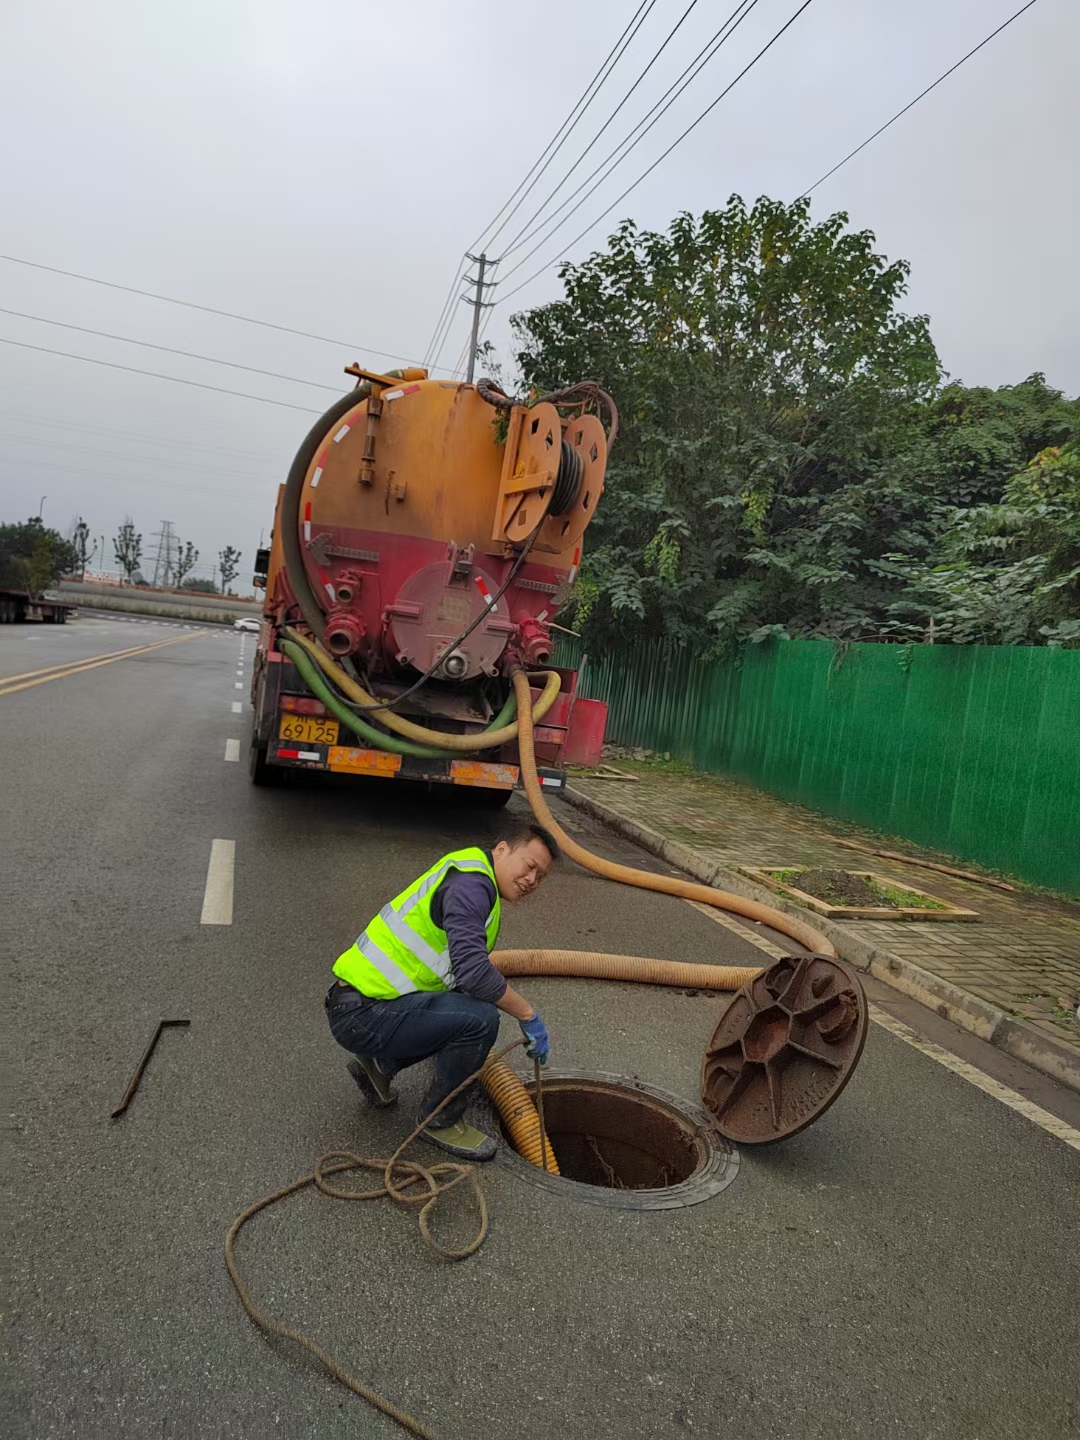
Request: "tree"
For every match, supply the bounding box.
[114,518,142,584]
[0,517,78,592]
[511,196,1079,650]
[218,545,241,594]
[70,517,92,577]
[878,441,1080,646]
[181,576,218,593]
[512,196,942,652]
[172,541,198,587]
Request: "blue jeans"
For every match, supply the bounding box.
[326,988,499,1127]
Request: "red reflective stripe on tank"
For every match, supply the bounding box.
[474,575,494,609]
[403,383,421,395]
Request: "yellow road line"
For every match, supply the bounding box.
[0,634,200,687]
[0,630,204,697]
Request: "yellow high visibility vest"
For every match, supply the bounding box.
[333,847,501,1000]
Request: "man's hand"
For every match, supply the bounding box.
[519,1013,550,1065]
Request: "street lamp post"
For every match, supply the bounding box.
[37,495,47,518]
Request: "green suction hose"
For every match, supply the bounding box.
[282,642,447,758]
[282,641,519,760]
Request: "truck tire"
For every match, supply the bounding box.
[463,787,514,808]
[249,730,283,786]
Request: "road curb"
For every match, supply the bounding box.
[562,784,1080,1095]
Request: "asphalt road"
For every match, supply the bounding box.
[4,613,1079,1440]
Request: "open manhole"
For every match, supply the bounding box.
[490,1071,739,1211]
[487,955,869,1208]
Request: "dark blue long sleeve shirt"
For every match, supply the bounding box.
[430,860,507,1004]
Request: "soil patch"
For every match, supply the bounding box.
[790,868,892,909]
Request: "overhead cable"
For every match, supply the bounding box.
[0,308,343,392]
[498,0,763,279]
[496,0,705,259]
[472,0,659,254]
[799,0,1040,195]
[0,255,444,374]
[0,337,323,414]
[498,0,817,304]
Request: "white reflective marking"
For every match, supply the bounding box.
[224,739,241,762]
[311,467,323,487]
[333,424,351,443]
[200,839,235,925]
[868,1007,1080,1154]
[356,933,417,993]
[231,701,243,713]
[382,389,404,401]
[295,749,321,760]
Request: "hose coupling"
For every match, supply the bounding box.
[323,610,366,658]
[514,616,552,667]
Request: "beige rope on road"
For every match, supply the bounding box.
[225,1037,526,1440]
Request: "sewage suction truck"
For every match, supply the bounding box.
[249,365,614,800]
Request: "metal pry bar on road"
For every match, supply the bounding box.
[110,1019,191,1118]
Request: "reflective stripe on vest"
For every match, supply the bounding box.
[333,847,501,1000]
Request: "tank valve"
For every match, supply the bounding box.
[438,648,469,680]
[324,611,366,658]
[515,616,552,667]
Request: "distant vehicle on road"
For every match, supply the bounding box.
[0,587,74,624]
[233,617,260,633]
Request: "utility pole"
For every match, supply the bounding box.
[462,251,493,384]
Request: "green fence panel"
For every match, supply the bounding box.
[554,636,1080,896]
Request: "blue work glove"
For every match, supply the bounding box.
[520,1013,550,1065]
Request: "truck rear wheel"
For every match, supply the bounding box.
[462,787,514,808]
[249,730,283,786]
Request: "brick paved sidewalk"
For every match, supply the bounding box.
[566,760,1080,1077]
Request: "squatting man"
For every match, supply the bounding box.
[324,823,558,1159]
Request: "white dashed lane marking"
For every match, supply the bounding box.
[231,701,242,713]
[200,839,235,925]
[224,739,240,762]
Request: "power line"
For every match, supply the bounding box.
[799,0,1040,196]
[423,257,467,366]
[0,410,276,464]
[0,308,343,393]
[0,337,324,413]
[0,254,449,374]
[479,0,661,255]
[496,0,704,259]
[427,0,659,371]
[499,0,817,305]
[498,0,763,282]
[470,0,658,255]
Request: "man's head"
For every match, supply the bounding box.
[492,822,559,904]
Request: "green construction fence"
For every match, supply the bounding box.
[557,637,1080,897]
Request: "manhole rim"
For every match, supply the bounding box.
[482,1068,740,1211]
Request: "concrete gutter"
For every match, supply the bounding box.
[563,783,1080,1095]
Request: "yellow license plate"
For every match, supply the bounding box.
[278,715,339,745]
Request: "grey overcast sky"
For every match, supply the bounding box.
[1,0,1076,584]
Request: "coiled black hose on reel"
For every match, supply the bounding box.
[551,440,585,515]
